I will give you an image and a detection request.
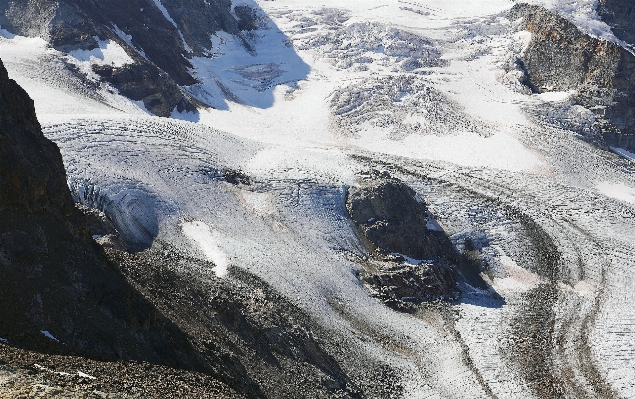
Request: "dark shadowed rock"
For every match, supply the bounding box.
[346,171,454,260]
[509,3,635,150]
[598,0,635,47]
[0,57,205,370]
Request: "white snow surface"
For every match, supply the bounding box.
[77,371,97,380]
[2,0,635,397]
[68,40,134,68]
[182,221,230,277]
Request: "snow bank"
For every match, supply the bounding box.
[182,221,229,277]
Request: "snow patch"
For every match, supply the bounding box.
[597,182,635,204]
[151,0,177,27]
[40,330,59,342]
[112,25,147,59]
[535,90,575,102]
[390,253,433,266]
[68,39,133,68]
[77,371,97,380]
[182,221,229,277]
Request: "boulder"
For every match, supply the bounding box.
[346,171,454,260]
[346,172,460,309]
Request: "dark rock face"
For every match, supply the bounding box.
[92,63,196,117]
[347,173,453,260]
[346,172,460,310]
[0,58,203,369]
[0,0,260,116]
[509,4,635,150]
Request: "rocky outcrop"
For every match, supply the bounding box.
[346,172,461,311]
[347,172,454,260]
[0,58,203,368]
[0,0,261,116]
[509,4,635,150]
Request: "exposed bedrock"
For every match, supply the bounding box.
[509,4,635,150]
[346,171,486,311]
[0,0,261,116]
[0,57,205,369]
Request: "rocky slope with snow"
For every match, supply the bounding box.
[0,57,203,369]
[3,0,635,398]
[509,3,635,151]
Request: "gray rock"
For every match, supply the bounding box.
[509,4,635,151]
[346,171,454,260]
[346,172,460,309]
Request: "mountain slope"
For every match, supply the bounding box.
[3,0,635,398]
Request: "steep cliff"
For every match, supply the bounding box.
[0,57,203,368]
